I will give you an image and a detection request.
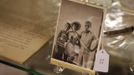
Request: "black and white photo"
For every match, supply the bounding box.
[51,0,104,73]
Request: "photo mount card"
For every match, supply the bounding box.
[50,0,105,74]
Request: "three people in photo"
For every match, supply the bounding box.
[53,20,98,69]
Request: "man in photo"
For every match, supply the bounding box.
[78,21,98,68]
[53,22,71,61]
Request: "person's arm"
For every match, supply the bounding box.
[64,31,71,48]
[89,34,98,51]
[56,31,65,47]
[57,31,62,40]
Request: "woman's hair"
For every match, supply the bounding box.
[72,21,81,31]
[64,22,71,30]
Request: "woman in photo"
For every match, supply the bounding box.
[53,22,71,61]
[79,21,98,68]
[66,21,81,64]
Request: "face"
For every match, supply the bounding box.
[72,22,81,31]
[85,25,89,30]
[85,23,91,31]
[72,24,76,31]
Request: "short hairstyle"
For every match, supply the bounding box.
[72,21,81,31]
[85,21,92,27]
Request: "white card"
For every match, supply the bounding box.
[93,49,110,72]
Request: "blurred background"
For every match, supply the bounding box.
[0,0,134,75]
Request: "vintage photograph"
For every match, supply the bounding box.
[51,0,104,72]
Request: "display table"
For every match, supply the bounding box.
[0,38,82,75]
